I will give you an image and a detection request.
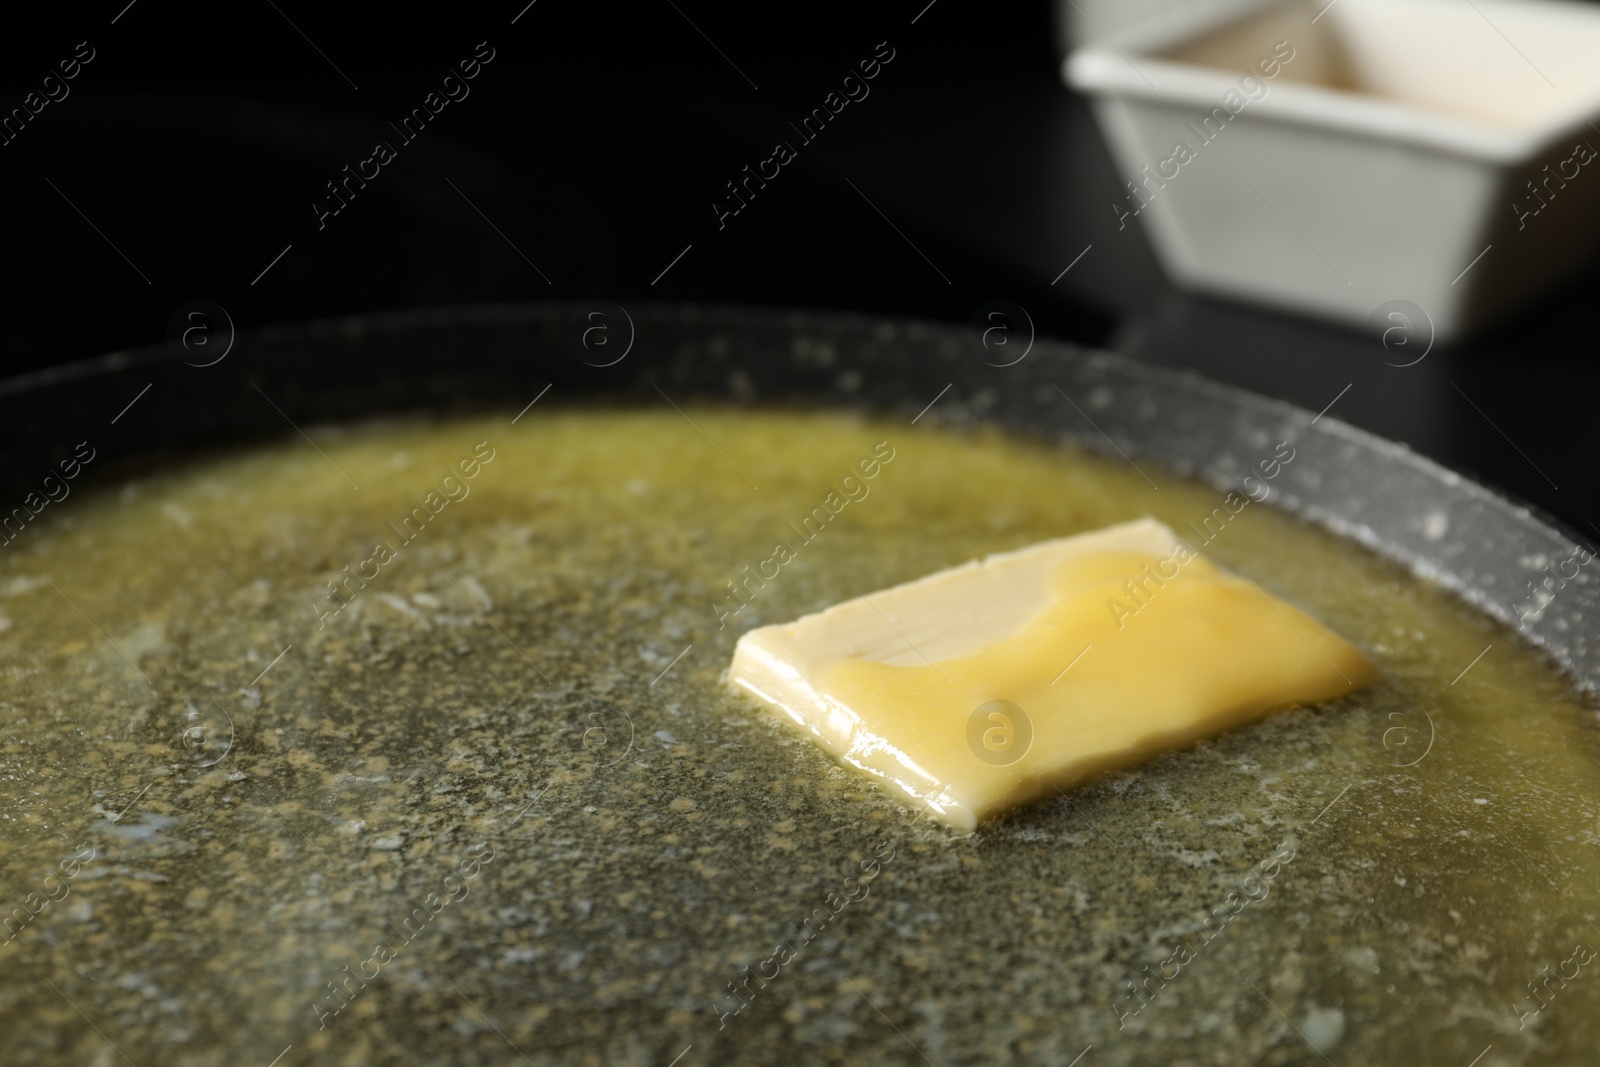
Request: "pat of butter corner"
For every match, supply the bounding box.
[726,518,1376,831]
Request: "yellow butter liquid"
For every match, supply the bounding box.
[0,409,1592,1066]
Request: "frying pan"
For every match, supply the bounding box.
[2,304,1595,1066]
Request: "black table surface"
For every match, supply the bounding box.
[1,0,1593,536]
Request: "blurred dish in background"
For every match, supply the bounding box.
[1065,0,1600,341]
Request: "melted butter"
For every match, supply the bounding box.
[797,532,1376,829]
[2,408,1597,1064]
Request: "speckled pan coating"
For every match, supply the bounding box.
[0,306,1594,1067]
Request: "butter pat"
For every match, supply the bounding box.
[726,518,1376,830]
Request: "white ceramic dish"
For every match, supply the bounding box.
[1064,0,1600,340]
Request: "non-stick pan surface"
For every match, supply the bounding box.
[1,304,1594,1066]
[6,303,1591,685]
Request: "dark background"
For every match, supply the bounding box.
[0,0,1593,532]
